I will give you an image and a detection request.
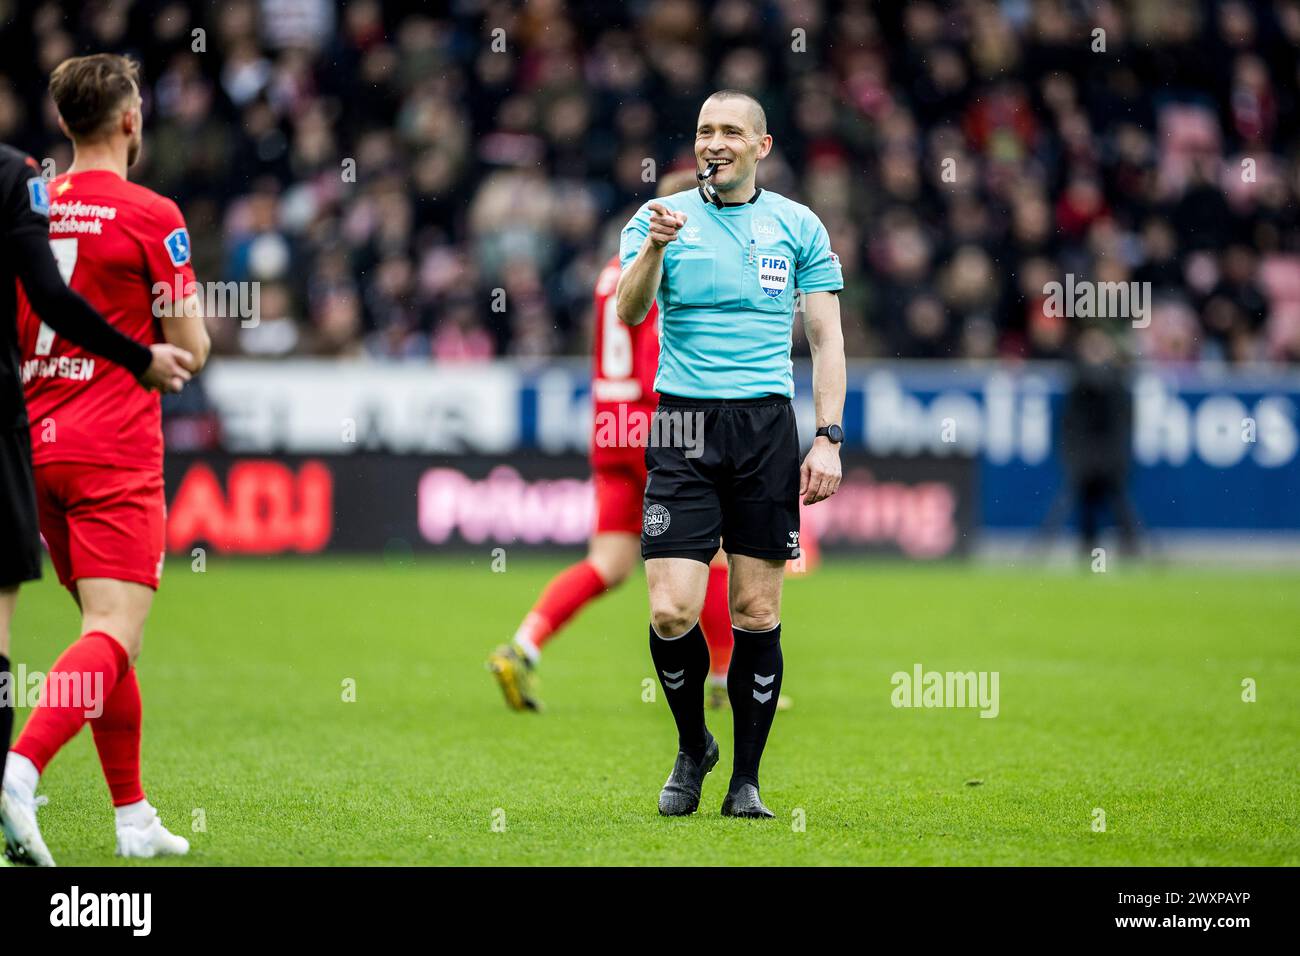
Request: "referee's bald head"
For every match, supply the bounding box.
[701,90,767,137]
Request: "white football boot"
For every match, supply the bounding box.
[1,782,56,867]
[115,805,190,859]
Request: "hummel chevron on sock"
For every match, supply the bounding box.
[728,623,783,790]
[649,619,710,762]
[513,560,609,661]
[699,564,733,681]
[91,666,145,807]
[11,631,128,773]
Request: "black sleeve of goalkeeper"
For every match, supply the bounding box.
[10,230,153,379]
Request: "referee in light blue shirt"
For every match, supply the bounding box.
[616,90,846,819]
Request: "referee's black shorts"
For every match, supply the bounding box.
[0,425,42,587]
[641,393,801,565]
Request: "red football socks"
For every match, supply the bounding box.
[12,631,128,773]
[514,559,609,654]
[700,563,733,679]
[91,667,145,806]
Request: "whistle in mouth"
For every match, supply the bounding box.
[697,162,724,208]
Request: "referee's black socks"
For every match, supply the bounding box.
[649,620,710,763]
[728,623,783,791]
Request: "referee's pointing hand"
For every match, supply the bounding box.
[647,201,687,249]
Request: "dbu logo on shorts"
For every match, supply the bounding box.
[643,503,671,536]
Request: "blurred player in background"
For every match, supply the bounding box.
[1039,326,1141,558]
[488,169,757,712]
[1,54,209,866]
[0,141,193,866]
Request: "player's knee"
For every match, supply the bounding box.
[614,563,643,589]
[649,599,699,638]
[587,534,639,588]
[80,615,143,662]
[588,552,633,589]
[731,596,779,632]
[601,566,631,589]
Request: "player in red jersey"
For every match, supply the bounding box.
[487,171,744,711]
[0,55,210,866]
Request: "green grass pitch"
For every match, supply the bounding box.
[8,556,1299,866]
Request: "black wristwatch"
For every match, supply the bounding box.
[815,424,844,444]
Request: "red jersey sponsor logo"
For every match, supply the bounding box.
[16,170,195,471]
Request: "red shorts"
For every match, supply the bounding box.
[34,462,166,592]
[593,457,647,535]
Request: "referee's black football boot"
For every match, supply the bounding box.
[721,783,775,819]
[657,730,719,816]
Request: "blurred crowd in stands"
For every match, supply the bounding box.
[2,0,1299,365]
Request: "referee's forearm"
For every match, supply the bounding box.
[804,291,846,428]
[616,241,664,326]
[808,332,846,429]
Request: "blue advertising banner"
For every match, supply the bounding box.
[517,361,1300,533]
[196,359,1299,535]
